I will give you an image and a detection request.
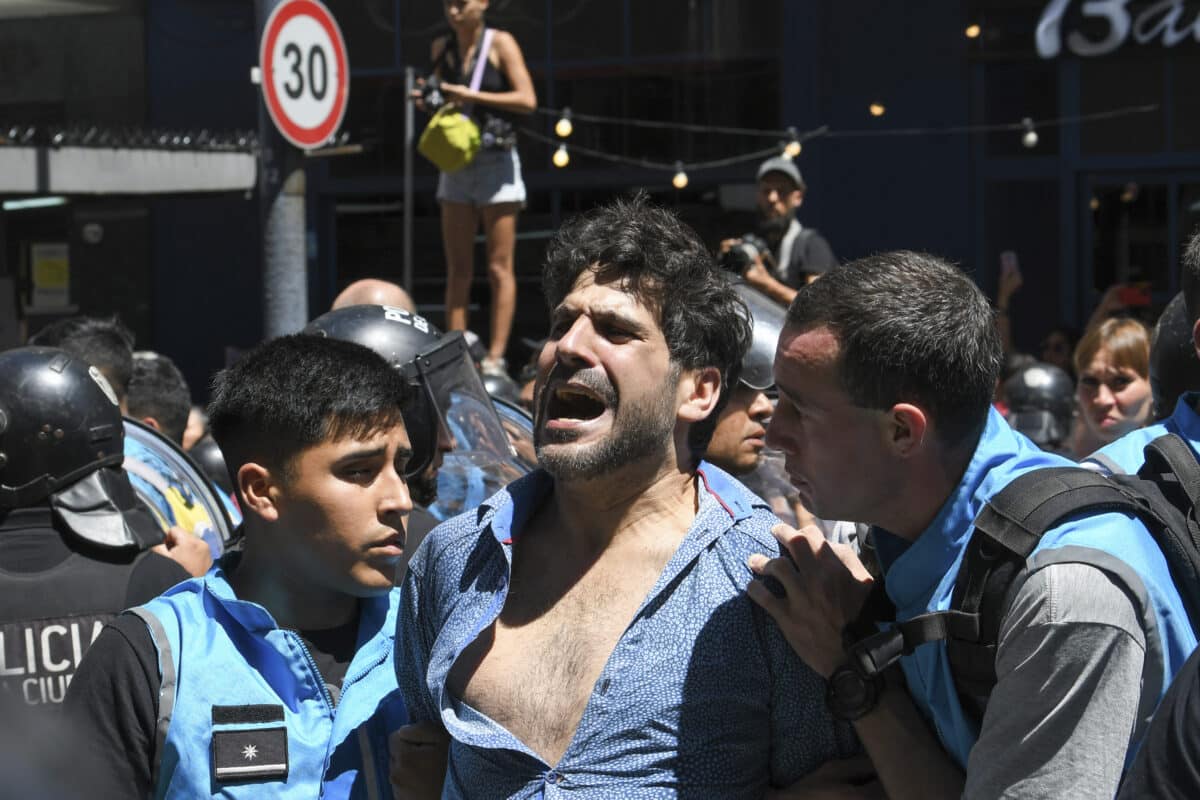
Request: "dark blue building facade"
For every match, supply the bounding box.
[2,0,1198,392]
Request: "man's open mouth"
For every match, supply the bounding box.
[546,383,608,422]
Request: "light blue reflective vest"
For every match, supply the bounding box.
[873,408,1197,768]
[130,565,408,798]
[1084,393,1200,475]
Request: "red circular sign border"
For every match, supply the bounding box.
[259,0,349,150]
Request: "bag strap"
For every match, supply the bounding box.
[1142,433,1200,511]
[463,28,494,114]
[843,468,1147,676]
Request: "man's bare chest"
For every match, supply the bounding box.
[447,549,667,763]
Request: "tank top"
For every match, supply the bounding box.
[435,31,515,137]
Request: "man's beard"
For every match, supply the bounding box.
[757,213,790,244]
[534,366,679,482]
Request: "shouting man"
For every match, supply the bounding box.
[396,195,856,797]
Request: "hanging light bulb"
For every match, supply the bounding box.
[672,162,688,190]
[554,108,573,138]
[1021,117,1039,149]
[552,143,569,168]
[782,127,801,159]
[965,23,982,39]
[868,102,886,118]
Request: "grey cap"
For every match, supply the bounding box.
[757,156,804,190]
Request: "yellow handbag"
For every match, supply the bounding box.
[417,28,493,174]
[418,105,481,173]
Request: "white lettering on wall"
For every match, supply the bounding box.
[1037,0,1200,57]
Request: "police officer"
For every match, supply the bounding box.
[707,283,862,549]
[0,347,189,713]
[305,305,528,555]
[1003,361,1076,455]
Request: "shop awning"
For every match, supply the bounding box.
[0,146,257,195]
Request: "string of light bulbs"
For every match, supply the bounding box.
[520,125,786,188]
[537,103,1160,184]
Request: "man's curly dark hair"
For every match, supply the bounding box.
[542,193,753,461]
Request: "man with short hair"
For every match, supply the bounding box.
[395,195,856,796]
[721,157,837,308]
[127,351,192,447]
[749,251,1196,799]
[66,334,417,798]
[704,381,773,476]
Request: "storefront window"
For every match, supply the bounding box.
[1080,53,1166,155]
[1089,180,1169,292]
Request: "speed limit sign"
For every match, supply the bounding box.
[259,0,349,150]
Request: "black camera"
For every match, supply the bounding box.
[420,75,445,110]
[720,232,770,275]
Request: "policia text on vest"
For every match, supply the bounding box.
[0,614,109,706]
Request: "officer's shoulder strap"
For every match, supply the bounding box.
[125,605,177,795]
[844,467,1155,716]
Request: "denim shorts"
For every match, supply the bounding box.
[437,147,526,208]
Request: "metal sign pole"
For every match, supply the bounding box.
[403,66,415,296]
[255,0,308,338]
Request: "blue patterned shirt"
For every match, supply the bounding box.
[396,462,857,798]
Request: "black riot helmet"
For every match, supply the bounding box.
[0,347,126,509]
[305,305,515,480]
[733,282,786,391]
[1004,362,1076,450]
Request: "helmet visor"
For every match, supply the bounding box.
[733,283,786,391]
[402,332,518,479]
[122,419,236,556]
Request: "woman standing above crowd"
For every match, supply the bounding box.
[428,0,536,377]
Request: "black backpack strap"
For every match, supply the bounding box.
[1129,434,1200,627]
[1142,434,1200,512]
[843,468,1155,712]
[952,467,1157,721]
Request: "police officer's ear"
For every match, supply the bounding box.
[676,365,722,423]
[236,462,282,522]
[887,403,929,458]
[1191,317,1200,361]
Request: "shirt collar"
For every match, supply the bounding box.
[476,461,753,547]
[1171,392,1200,440]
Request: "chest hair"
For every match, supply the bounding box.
[450,538,669,764]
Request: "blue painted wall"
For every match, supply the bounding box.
[144,0,261,400]
[784,0,973,268]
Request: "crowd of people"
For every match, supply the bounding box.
[7,126,1200,796]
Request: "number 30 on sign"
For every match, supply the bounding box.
[259,0,349,150]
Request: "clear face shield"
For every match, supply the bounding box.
[121,418,236,558]
[401,332,529,519]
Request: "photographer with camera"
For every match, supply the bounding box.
[720,156,837,307]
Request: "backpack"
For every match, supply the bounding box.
[846,433,1200,726]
